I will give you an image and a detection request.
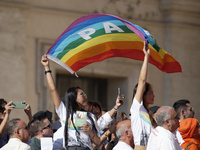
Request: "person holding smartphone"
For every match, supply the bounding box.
[130,41,157,148]
[0,99,13,148]
[0,99,33,148]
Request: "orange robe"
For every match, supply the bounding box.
[181,138,200,150]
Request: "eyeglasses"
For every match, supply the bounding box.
[80,93,87,99]
[42,124,52,130]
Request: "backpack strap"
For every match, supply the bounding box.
[185,142,200,150]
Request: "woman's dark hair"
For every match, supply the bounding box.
[132,82,157,128]
[0,99,7,114]
[86,100,102,117]
[0,98,7,108]
[84,101,100,134]
[64,86,81,148]
[132,82,151,101]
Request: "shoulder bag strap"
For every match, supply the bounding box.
[185,142,200,150]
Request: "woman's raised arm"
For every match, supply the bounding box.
[0,101,13,138]
[41,54,61,110]
[134,41,150,104]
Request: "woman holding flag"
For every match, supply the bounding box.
[130,41,157,148]
[41,54,101,150]
[41,54,124,150]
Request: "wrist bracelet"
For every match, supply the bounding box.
[45,70,52,75]
[113,107,118,111]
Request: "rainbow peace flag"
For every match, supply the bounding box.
[47,14,182,74]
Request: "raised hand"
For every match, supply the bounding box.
[41,54,50,68]
[24,103,33,122]
[143,41,150,57]
[115,94,125,109]
[4,101,14,115]
[24,104,31,114]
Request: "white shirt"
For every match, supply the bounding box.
[57,101,112,130]
[130,97,153,146]
[147,126,183,150]
[97,112,113,131]
[53,101,98,150]
[1,138,30,150]
[175,129,184,145]
[113,141,134,150]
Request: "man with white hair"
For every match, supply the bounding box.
[147,106,182,150]
[113,120,134,150]
[1,118,30,150]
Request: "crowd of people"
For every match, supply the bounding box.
[0,41,200,150]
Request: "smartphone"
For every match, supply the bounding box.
[118,88,122,103]
[118,87,120,96]
[12,102,26,109]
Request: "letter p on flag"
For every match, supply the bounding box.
[78,28,96,40]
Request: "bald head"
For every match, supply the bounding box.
[156,106,179,133]
[116,120,131,138]
[115,120,134,148]
[116,120,131,130]
[156,106,172,126]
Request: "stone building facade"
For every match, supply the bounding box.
[0,0,200,122]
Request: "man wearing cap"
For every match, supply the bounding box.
[113,120,134,150]
[147,106,182,150]
[29,110,53,150]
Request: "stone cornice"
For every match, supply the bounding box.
[1,0,199,26]
[160,0,200,25]
[160,0,200,14]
